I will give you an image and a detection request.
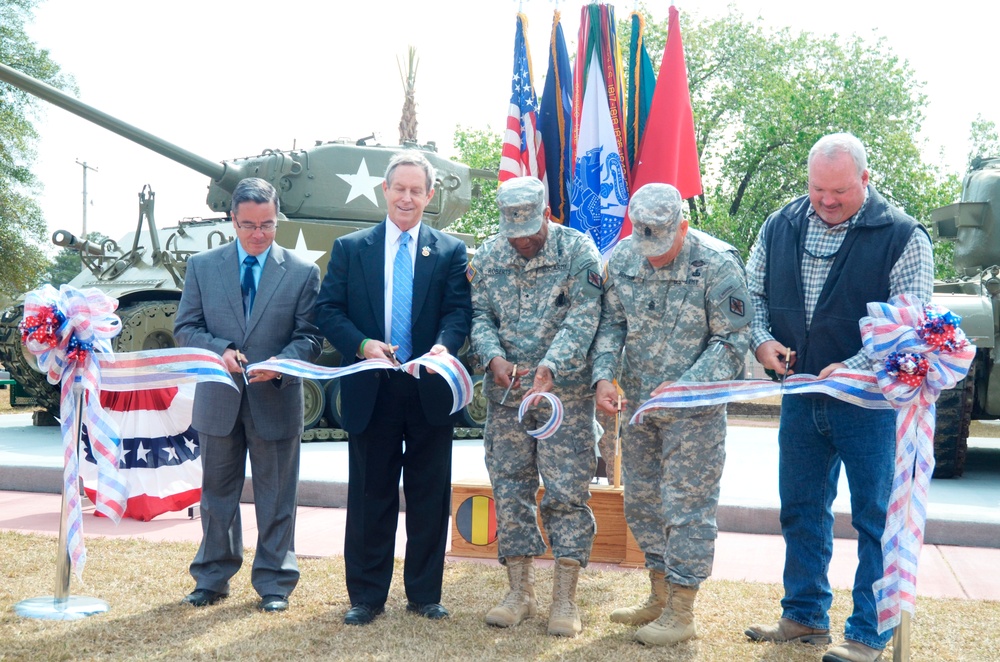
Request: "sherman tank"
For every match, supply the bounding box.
[0,61,490,440]
[929,156,1000,477]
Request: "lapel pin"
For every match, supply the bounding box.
[421,246,431,257]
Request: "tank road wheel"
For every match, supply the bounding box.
[324,379,343,429]
[114,301,178,351]
[302,378,325,431]
[459,375,488,429]
[0,304,60,414]
[933,360,977,479]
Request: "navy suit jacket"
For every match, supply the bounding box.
[315,220,472,433]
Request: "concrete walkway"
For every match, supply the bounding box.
[1,412,998,602]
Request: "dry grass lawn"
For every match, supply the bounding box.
[1,532,996,661]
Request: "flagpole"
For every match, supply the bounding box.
[892,612,911,661]
[14,378,110,620]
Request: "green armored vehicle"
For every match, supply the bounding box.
[0,61,489,439]
[930,157,1000,477]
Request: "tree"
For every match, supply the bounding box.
[968,115,1000,169]
[0,0,74,299]
[445,126,502,243]
[618,7,961,272]
[397,46,419,144]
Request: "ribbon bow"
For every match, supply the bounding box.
[20,285,125,577]
[860,294,975,632]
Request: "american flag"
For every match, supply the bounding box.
[499,13,546,184]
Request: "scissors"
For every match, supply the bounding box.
[236,350,250,386]
[781,348,791,391]
[499,363,518,405]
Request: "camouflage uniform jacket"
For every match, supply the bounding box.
[591,229,752,402]
[470,222,604,405]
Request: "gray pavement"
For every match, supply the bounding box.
[2,411,997,548]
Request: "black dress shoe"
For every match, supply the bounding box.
[344,603,384,625]
[406,602,449,620]
[181,588,226,607]
[259,595,289,612]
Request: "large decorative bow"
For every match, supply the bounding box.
[860,295,975,633]
[19,285,237,578]
[20,285,125,577]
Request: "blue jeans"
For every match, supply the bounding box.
[778,395,895,650]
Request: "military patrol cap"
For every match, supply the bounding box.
[497,177,546,238]
[630,183,684,257]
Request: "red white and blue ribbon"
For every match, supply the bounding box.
[630,371,891,425]
[249,351,474,416]
[19,285,237,578]
[517,392,564,439]
[861,295,974,633]
[97,348,244,391]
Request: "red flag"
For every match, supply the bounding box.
[630,5,702,199]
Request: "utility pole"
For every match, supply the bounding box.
[75,159,98,237]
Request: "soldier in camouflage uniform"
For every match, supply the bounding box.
[592,183,751,646]
[469,177,604,637]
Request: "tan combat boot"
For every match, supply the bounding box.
[547,558,582,637]
[635,583,698,645]
[485,556,537,627]
[609,569,667,625]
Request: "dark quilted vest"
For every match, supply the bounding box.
[765,187,925,375]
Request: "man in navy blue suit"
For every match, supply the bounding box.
[315,151,472,625]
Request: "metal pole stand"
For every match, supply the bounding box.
[892,611,911,662]
[15,380,109,620]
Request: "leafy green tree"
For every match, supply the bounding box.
[0,0,74,299]
[967,115,1000,169]
[446,126,501,243]
[47,231,107,287]
[618,7,961,278]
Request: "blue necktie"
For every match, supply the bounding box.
[242,255,257,320]
[391,233,413,362]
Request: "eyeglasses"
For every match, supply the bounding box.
[236,221,277,233]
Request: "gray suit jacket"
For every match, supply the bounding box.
[174,241,322,440]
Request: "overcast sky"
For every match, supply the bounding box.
[20,0,999,244]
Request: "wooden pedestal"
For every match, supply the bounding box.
[450,480,643,566]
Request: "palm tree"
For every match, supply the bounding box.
[397,46,419,144]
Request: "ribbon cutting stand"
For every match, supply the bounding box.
[15,379,110,620]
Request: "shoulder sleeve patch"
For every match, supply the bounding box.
[466,264,477,283]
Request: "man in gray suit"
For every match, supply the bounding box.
[174,177,322,613]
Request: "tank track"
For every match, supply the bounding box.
[932,358,977,479]
[0,304,61,414]
[301,426,483,442]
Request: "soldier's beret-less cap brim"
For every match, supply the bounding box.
[497,177,546,238]
[630,183,683,257]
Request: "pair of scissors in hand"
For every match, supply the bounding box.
[500,364,518,405]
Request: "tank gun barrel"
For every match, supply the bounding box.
[0,61,229,183]
[51,229,108,256]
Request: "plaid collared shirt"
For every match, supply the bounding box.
[747,190,934,369]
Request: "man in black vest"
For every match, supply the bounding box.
[742,133,933,662]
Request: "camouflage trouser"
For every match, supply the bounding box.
[622,406,726,587]
[484,397,598,566]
